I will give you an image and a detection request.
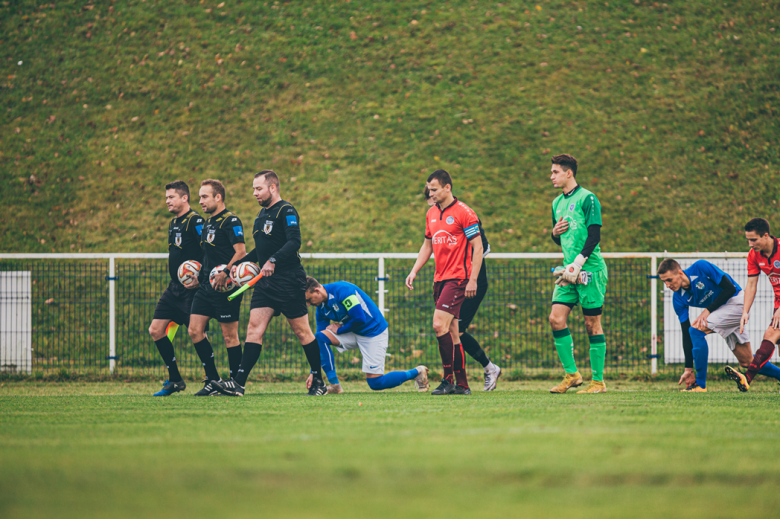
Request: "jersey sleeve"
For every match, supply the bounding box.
[747,251,761,276]
[191,215,204,240]
[271,206,302,263]
[315,307,330,333]
[336,294,370,334]
[581,193,603,227]
[462,208,481,241]
[673,294,689,323]
[694,260,724,285]
[226,216,245,245]
[425,211,432,239]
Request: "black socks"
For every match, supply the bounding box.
[235,342,263,386]
[227,344,243,379]
[301,339,323,380]
[460,332,490,368]
[154,337,182,382]
[193,337,220,381]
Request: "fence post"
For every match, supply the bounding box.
[650,255,658,375]
[109,256,116,374]
[377,257,386,315]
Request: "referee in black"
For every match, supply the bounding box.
[424,187,502,391]
[149,181,205,396]
[188,179,247,396]
[214,170,326,396]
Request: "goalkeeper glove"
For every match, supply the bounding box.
[561,254,587,284]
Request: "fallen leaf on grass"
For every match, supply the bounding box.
[44,298,55,304]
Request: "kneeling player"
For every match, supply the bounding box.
[725,218,780,391]
[658,258,780,392]
[304,277,429,393]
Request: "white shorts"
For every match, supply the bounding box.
[333,329,389,375]
[706,291,749,351]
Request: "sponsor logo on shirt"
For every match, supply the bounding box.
[432,230,458,246]
[286,215,298,226]
[233,226,243,237]
[770,275,780,285]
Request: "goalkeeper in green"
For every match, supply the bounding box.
[548,154,608,394]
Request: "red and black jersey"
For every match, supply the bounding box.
[425,197,481,282]
[747,235,780,307]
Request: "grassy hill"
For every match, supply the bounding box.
[2,0,778,254]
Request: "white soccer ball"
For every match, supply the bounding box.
[231,262,261,287]
[209,264,237,292]
[177,260,201,289]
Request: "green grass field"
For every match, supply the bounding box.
[2,380,779,518]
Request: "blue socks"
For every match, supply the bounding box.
[690,328,709,389]
[758,361,780,381]
[366,369,419,391]
[315,332,339,385]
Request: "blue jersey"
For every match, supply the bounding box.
[672,260,741,322]
[315,281,388,338]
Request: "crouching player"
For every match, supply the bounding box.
[725,218,780,391]
[658,258,780,392]
[304,277,429,393]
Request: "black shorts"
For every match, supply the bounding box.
[458,276,488,332]
[153,281,197,326]
[250,266,308,319]
[190,284,244,323]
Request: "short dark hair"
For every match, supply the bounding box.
[254,169,280,189]
[745,218,770,237]
[423,186,431,199]
[304,276,321,293]
[427,169,452,189]
[165,180,190,200]
[551,154,578,177]
[201,179,226,202]
[657,259,681,276]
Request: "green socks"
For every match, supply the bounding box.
[553,328,578,374]
[589,334,606,382]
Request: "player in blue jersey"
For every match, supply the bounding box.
[304,277,429,393]
[657,258,780,391]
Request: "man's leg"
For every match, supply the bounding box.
[287,315,327,391]
[733,343,780,381]
[450,317,470,389]
[549,303,577,372]
[188,314,220,382]
[745,328,780,383]
[233,307,275,386]
[433,309,456,384]
[583,314,606,383]
[356,330,426,391]
[150,318,183,383]
[219,320,242,380]
[366,369,422,390]
[316,330,340,386]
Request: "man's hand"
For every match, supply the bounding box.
[465,279,478,299]
[561,254,587,284]
[261,260,275,277]
[405,271,416,291]
[305,373,313,389]
[326,323,340,335]
[552,217,569,237]
[691,309,710,332]
[740,311,750,334]
[678,368,696,387]
[213,270,229,289]
[183,278,200,289]
[773,307,780,329]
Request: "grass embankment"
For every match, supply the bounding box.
[2,1,778,254]
[1,380,779,518]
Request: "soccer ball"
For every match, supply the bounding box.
[177,260,201,288]
[231,262,261,287]
[209,264,237,292]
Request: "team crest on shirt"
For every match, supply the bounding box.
[774,260,780,269]
[569,204,575,211]
[263,220,274,235]
[695,281,705,290]
[446,216,454,225]
[207,229,216,243]
[174,233,182,247]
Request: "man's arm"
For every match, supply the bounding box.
[335,296,371,334]
[741,275,759,333]
[465,236,483,299]
[681,320,694,369]
[270,207,302,264]
[213,242,247,288]
[580,225,601,258]
[405,239,433,290]
[315,308,330,334]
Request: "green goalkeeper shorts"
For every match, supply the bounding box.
[552,267,608,310]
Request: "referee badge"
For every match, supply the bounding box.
[174,233,182,247]
[263,220,274,235]
[207,229,215,243]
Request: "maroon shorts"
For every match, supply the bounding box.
[433,279,467,317]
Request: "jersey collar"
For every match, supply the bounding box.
[760,236,779,260]
[177,209,195,222]
[437,196,458,216]
[209,208,228,221]
[563,185,581,198]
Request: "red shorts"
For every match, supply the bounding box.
[433,279,467,317]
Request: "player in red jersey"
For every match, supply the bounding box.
[405,169,483,395]
[725,217,780,391]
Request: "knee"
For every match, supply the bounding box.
[315,331,332,345]
[148,325,158,340]
[689,327,707,341]
[187,325,201,341]
[366,376,384,391]
[548,313,565,329]
[432,320,449,336]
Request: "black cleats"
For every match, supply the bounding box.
[213,378,245,397]
[431,380,457,395]
[193,379,221,396]
[307,377,327,396]
[452,385,472,395]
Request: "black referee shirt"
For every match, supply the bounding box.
[199,208,245,283]
[247,199,302,272]
[167,209,205,282]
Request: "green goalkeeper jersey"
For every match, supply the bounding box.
[551,185,606,272]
